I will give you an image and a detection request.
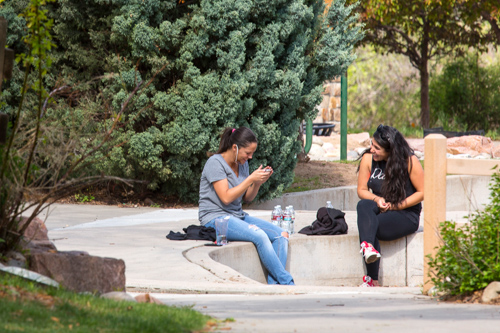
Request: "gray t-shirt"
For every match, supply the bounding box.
[198,154,249,225]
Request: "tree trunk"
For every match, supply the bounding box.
[420,59,430,129]
[420,21,430,129]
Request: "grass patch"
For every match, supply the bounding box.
[0,273,213,333]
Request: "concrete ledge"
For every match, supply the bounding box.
[187,210,473,287]
[247,175,493,211]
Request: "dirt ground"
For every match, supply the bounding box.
[58,161,359,208]
[288,160,358,191]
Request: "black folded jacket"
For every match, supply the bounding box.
[166,225,216,241]
[298,207,348,235]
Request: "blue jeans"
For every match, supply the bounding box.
[206,215,295,285]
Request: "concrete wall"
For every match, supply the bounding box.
[210,174,494,287]
[247,175,493,212]
[208,217,424,287]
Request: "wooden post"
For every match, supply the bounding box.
[423,134,447,294]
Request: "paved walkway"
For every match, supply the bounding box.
[42,204,500,333]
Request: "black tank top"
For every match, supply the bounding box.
[367,157,421,223]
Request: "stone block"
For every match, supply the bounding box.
[329,108,335,122]
[332,84,341,97]
[321,108,329,122]
[288,235,364,286]
[321,95,330,108]
[29,251,125,294]
[406,232,424,287]
[378,238,407,286]
[333,108,341,122]
[329,96,337,109]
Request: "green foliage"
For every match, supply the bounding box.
[0,273,211,332]
[1,0,57,253]
[0,0,146,255]
[74,193,94,203]
[1,0,363,203]
[346,0,493,128]
[429,53,500,131]
[348,46,420,131]
[428,170,500,296]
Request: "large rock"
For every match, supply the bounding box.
[482,281,500,303]
[19,216,56,251]
[446,136,493,157]
[101,291,137,302]
[492,145,500,158]
[348,132,370,146]
[134,293,164,305]
[29,251,126,294]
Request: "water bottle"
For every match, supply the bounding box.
[326,201,334,209]
[282,206,291,233]
[271,206,281,227]
[276,205,283,227]
[289,205,295,234]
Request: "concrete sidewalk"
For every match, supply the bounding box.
[42,203,500,332]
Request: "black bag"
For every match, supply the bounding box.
[298,207,348,235]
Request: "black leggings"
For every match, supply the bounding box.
[356,199,419,280]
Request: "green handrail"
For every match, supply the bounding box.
[304,118,313,154]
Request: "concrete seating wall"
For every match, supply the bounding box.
[207,175,492,287]
[247,175,493,212]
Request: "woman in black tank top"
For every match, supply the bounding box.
[356,125,424,287]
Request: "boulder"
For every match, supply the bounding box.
[308,144,326,158]
[29,251,125,294]
[446,136,493,156]
[492,145,500,158]
[312,136,324,146]
[482,281,500,303]
[19,216,56,251]
[5,251,27,268]
[322,142,336,152]
[101,291,137,302]
[348,132,370,146]
[134,293,164,305]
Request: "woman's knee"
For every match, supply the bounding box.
[281,231,289,239]
[357,199,376,211]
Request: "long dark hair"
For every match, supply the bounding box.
[216,127,258,154]
[359,125,414,206]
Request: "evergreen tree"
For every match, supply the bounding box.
[1,0,363,202]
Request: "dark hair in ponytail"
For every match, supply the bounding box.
[216,127,258,154]
[358,125,414,206]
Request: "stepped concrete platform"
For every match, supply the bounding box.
[37,174,491,293]
[189,210,472,289]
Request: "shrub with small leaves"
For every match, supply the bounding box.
[427,169,500,296]
[1,0,363,203]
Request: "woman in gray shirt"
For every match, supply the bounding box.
[199,127,294,285]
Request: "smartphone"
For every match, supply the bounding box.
[264,168,272,172]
